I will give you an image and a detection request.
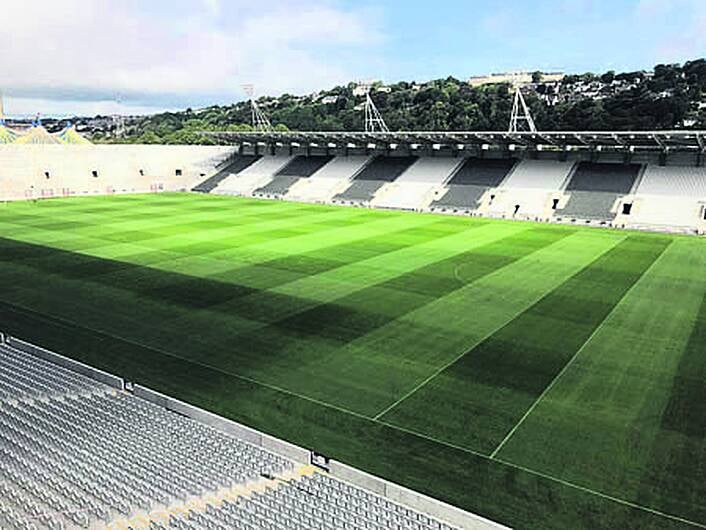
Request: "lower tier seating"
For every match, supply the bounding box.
[148,473,458,530]
[430,185,488,211]
[554,191,620,222]
[333,180,388,203]
[565,162,641,194]
[192,155,261,193]
[253,175,301,197]
[0,344,99,401]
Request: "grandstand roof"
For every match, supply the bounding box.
[206,130,706,153]
[56,125,93,145]
[13,125,62,144]
[0,124,92,145]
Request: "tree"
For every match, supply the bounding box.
[93,57,706,142]
[600,71,615,84]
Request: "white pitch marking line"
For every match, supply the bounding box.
[489,240,674,459]
[374,233,629,421]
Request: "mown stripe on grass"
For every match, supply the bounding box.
[381,235,671,454]
[272,227,572,340]
[660,291,706,438]
[638,288,706,523]
[215,228,574,411]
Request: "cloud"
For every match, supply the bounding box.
[5,96,175,119]
[0,0,380,115]
[201,0,221,17]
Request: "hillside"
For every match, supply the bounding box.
[92,58,706,144]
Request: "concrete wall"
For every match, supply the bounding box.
[133,385,310,464]
[0,144,231,200]
[6,335,124,390]
[329,461,508,530]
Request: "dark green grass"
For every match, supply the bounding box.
[381,236,671,452]
[0,193,704,529]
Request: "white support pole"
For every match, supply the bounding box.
[508,86,537,133]
[364,92,390,133]
[242,84,273,133]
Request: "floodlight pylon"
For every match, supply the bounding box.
[508,85,537,133]
[113,94,126,138]
[364,91,389,133]
[242,84,273,132]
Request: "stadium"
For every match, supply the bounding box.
[1,16,706,530]
[1,106,705,529]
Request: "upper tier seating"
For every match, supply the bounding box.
[393,157,464,184]
[565,162,641,194]
[430,158,517,212]
[333,156,418,203]
[286,156,372,202]
[446,157,517,187]
[635,165,706,197]
[500,159,574,190]
[192,155,261,193]
[372,157,463,210]
[253,156,334,197]
[276,155,335,178]
[554,162,642,222]
[214,155,293,196]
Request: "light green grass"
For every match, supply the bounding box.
[0,193,704,529]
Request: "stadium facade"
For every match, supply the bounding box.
[198,130,706,235]
[1,130,705,234]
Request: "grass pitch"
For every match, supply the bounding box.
[0,193,704,529]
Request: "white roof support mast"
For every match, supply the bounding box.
[508,74,537,133]
[242,84,273,133]
[361,83,390,133]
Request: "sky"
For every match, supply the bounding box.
[1,0,704,117]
